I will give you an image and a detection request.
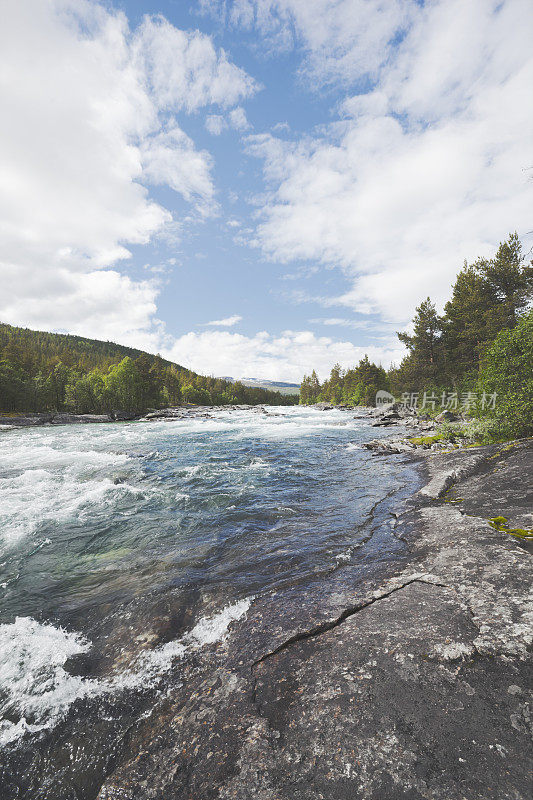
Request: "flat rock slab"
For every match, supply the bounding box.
[93,442,532,800]
[444,439,533,530]
[253,580,530,800]
[2,441,531,800]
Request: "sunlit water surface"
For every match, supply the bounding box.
[0,406,418,747]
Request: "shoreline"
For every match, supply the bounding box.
[0,405,278,428]
[94,438,532,800]
[1,420,531,799]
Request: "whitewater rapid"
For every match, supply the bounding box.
[0,406,416,747]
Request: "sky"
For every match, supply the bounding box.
[1,0,532,382]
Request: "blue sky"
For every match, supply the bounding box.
[1,0,532,380]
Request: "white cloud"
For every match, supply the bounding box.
[200,0,416,86]
[0,0,256,340]
[205,106,251,135]
[132,14,257,112]
[229,106,251,131]
[243,0,533,324]
[164,329,402,382]
[205,315,243,327]
[310,318,373,330]
[141,124,215,214]
[205,114,227,135]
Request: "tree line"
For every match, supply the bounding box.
[300,233,533,439]
[0,325,298,413]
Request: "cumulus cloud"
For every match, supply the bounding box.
[141,124,215,214]
[164,329,402,382]
[205,315,243,327]
[134,14,256,112]
[200,0,415,87]
[241,0,533,323]
[204,106,251,135]
[0,0,256,340]
[205,114,227,135]
[229,106,251,131]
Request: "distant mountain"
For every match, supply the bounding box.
[219,377,300,396]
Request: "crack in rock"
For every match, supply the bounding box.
[251,575,446,674]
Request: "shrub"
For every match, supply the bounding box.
[476,311,533,440]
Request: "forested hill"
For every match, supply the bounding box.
[0,324,179,372]
[0,323,298,413]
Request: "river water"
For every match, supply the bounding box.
[0,406,420,793]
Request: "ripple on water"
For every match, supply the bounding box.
[0,407,418,749]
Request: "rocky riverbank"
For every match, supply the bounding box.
[0,405,272,428]
[89,438,531,799]
[1,417,531,800]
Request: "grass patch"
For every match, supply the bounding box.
[487,516,533,541]
[409,434,443,446]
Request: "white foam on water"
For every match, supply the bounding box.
[0,407,362,548]
[0,441,129,474]
[138,405,361,443]
[0,598,252,745]
[119,596,253,683]
[0,617,97,746]
[248,457,269,469]
[184,597,252,647]
[0,470,145,546]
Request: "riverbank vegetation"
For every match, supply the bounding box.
[301,233,533,440]
[0,327,298,413]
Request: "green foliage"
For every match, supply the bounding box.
[182,385,212,405]
[409,435,443,446]
[476,310,533,439]
[302,233,532,441]
[300,356,389,407]
[436,422,462,442]
[299,370,320,404]
[390,233,533,391]
[487,516,533,541]
[441,233,532,381]
[0,323,298,413]
[395,298,443,390]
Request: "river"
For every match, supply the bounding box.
[0,405,420,797]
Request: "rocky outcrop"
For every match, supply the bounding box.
[0,405,275,429]
[92,441,532,800]
[49,414,113,424]
[2,437,530,800]
[0,412,113,426]
[0,413,54,427]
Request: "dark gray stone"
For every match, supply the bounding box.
[111,410,138,421]
[50,413,112,424]
[94,442,532,800]
[0,413,53,426]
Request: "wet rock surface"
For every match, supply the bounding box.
[2,441,531,799]
[92,441,532,800]
[0,405,273,428]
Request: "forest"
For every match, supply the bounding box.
[0,326,298,413]
[300,233,533,440]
